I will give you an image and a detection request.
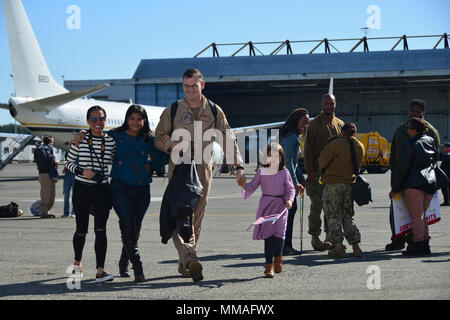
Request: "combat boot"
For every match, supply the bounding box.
[385,236,405,251]
[328,242,346,259]
[311,235,332,251]
[264,263,274,278]
[352,243,363,258]
[187,260,203,282]
[274,256,283,274]
[178,262,190,278]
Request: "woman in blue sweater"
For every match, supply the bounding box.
[74,104,168,282]
[279,108,309,255]
[109,105,168,281]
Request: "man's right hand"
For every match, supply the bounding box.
[73,130,87,146]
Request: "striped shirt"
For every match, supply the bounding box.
[66,133,116,185]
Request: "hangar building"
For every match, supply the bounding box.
[65,46,450,142]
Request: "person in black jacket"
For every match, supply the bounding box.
[440,142,450,206]
[34,136,57,219]
[389,117,437,256]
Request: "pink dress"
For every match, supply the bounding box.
[243,168,295,240]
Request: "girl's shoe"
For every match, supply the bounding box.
[264,263,274,278]
[274,256,283,273]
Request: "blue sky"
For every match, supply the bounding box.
[0,0,449,125]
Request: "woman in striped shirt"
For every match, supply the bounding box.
[66,105,116,283]
[73,105,168,282]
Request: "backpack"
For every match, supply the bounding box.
[169,100,218,134]
[0,202,20,218]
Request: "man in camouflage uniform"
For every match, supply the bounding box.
[319,123,364,259]
[303,93,344,250]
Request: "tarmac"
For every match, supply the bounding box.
[0,163,449,301]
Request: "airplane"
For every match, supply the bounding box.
[0,0,330,167]
[0,0,169,151]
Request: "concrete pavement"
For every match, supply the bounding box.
[0,164,449,300]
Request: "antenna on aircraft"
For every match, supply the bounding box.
[328,78,334,95]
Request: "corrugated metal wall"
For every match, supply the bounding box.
[135,83,184,107]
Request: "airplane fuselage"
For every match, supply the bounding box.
[10,96,164,150]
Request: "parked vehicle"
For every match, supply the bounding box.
[356,132,391,173]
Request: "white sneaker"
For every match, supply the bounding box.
[72,265,83,278]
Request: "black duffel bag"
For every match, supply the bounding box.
[0,202,21,218]
[349,139,372,206]
[352,174,372,206]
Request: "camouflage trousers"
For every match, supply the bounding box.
[306,174,328,236]
[322,183,361,245]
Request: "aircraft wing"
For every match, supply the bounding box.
[19,84,110,112]
[0,103,9,110]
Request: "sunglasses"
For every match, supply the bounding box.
[88,116,106,122]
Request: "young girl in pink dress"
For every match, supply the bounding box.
[240,143,296,278]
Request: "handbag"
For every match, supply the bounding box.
[349,138,372,206]
[434,166,449,190]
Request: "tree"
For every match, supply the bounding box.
[0,123,31,134]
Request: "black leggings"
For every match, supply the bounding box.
[72,180,111,269]
[264,236,284,264]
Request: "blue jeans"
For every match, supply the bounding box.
[283,195,297,250]
[111,180,150,225]
[63,172,75,216]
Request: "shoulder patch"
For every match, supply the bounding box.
[181,112,194,124]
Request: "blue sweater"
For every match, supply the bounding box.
[108,130,168,186]
[280,132,305,186]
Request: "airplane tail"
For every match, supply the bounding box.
[3,0,68,98]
